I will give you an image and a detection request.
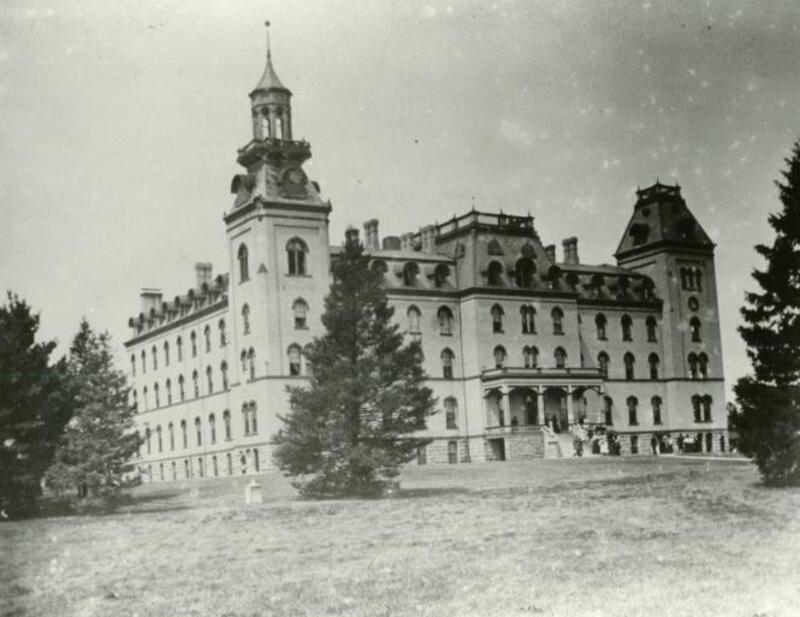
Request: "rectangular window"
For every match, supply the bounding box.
[417,446,427,465]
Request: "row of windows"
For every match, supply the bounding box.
[240,298,310,337]
[608,394,712,426]
[144,448,260,482]
[407,305,664,343]
[135,362,231,411]
[238,238,308,283]
[132,321,227,376]
[141,403,258,455]
[417,441,460,465]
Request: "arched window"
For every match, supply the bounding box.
[646,316,657,342]
[192,370,199,398]
[275,115,284,140]
[206,365,213,394]
[648,353,660,380]
[178,374,185,401]
[293,299,308,329]
[448,441,458,464]
[702,395,712,422]
[212,455,218,477]
[204,325,211,352]
[520,305,536,334]
[402,262,419,287]
[698,352,709,379]
[168,422,175,451]
[551,307,564,335]
[226,453,233,475]
[171,461,177,480]
[219,319,227,346]
[597,351,609,379]
[493,345,507,369]
[145,427,151,455]
[154,383,160,408]
[221,361,229,390]
[248,348,256,381]
[441,348,454,379]
[223,410,231,441]
[240,350,247,375]
[166,378,172,405]
[554,347,567,369]
[150,346,157,371]
[141,350,147,374]
[184,459,190,478]
[491,304,504,333]
[132,389,138,412]
[603,396,613,425]
[163,341,170,367]
[130,354,136,376]
[595,313,607,340]
[288,344,302,376]
[437,306,453,336]
[691,395,702,422]
[156,425,162,452]
[690,317,701,342]
[487,239,503,255]
[624,352,635,380]
[627,396,638,425]
[176,336,183,361]
[434,264,450,288]
[190,331,197,357]
[621,315,633,341]
[407,306,421,335]
[303,344,314,377]
[242,304,250,335]
[523,346,539,369]
[194,417,202,447]
[180,420,188,449]
[207,413,215,444]
[197,457,204,478]
[515,258,536,288]
[238,244,249,282]
[688,352,699,379]
[445,397,458,429]
[142,386,149,410]
[652,396,663,425]
[286,238,307,276]
[487,261,504,286]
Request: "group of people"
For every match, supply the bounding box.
[569,420,623,457]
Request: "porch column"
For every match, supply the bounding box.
[537,387,546,426]
[499,384,509,426]
[566,385,575,426]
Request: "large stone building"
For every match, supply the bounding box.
[125,40,727,482]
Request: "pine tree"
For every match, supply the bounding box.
[0,293,73,518]
[273,229,436,498]
[45,319,141,510]
[734,141,800,486]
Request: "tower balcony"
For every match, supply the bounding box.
[236,138,311,167]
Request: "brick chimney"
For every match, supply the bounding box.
[545,244,556,263]
[195,263,213,288]
[419,225,436,253]
[140,288,163,314]
[362,218,380,250]
[562,237,579,265]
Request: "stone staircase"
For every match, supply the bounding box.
[541,427,579,458]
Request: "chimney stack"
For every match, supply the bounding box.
[345,226,360,246]
[419,225,436,253]
[545,244,556,263]
[140,288,163,314]
[362,218,380,250]
[195,263,213,288]
[401,232,415,252]
[562,237,579,265]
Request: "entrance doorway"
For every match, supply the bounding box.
[488,438,506,461]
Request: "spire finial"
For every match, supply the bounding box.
[265,20,271,58]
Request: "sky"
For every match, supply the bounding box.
[2,0,799,400]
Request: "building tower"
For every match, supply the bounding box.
[224,24,331,452]
[615,182,725,440]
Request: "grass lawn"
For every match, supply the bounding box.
[2,456,800,617]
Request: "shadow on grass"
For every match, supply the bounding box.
[392,487,471,499]
[30,488,188,520]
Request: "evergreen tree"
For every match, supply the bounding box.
[734,141,800,486]
[0,293,73,518]
[273,229,436,498]
[45,319,141,510]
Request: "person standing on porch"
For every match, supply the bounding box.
[571,419,587,457]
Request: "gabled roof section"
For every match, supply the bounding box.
[615,182,714,259]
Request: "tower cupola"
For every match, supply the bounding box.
[249,22,293,141]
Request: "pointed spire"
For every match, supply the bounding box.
[252,21,289,94]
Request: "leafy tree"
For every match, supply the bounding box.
[734,141,800,486]
[0,293,73,518]
[273,229,436,498]
[45,319,141,510]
